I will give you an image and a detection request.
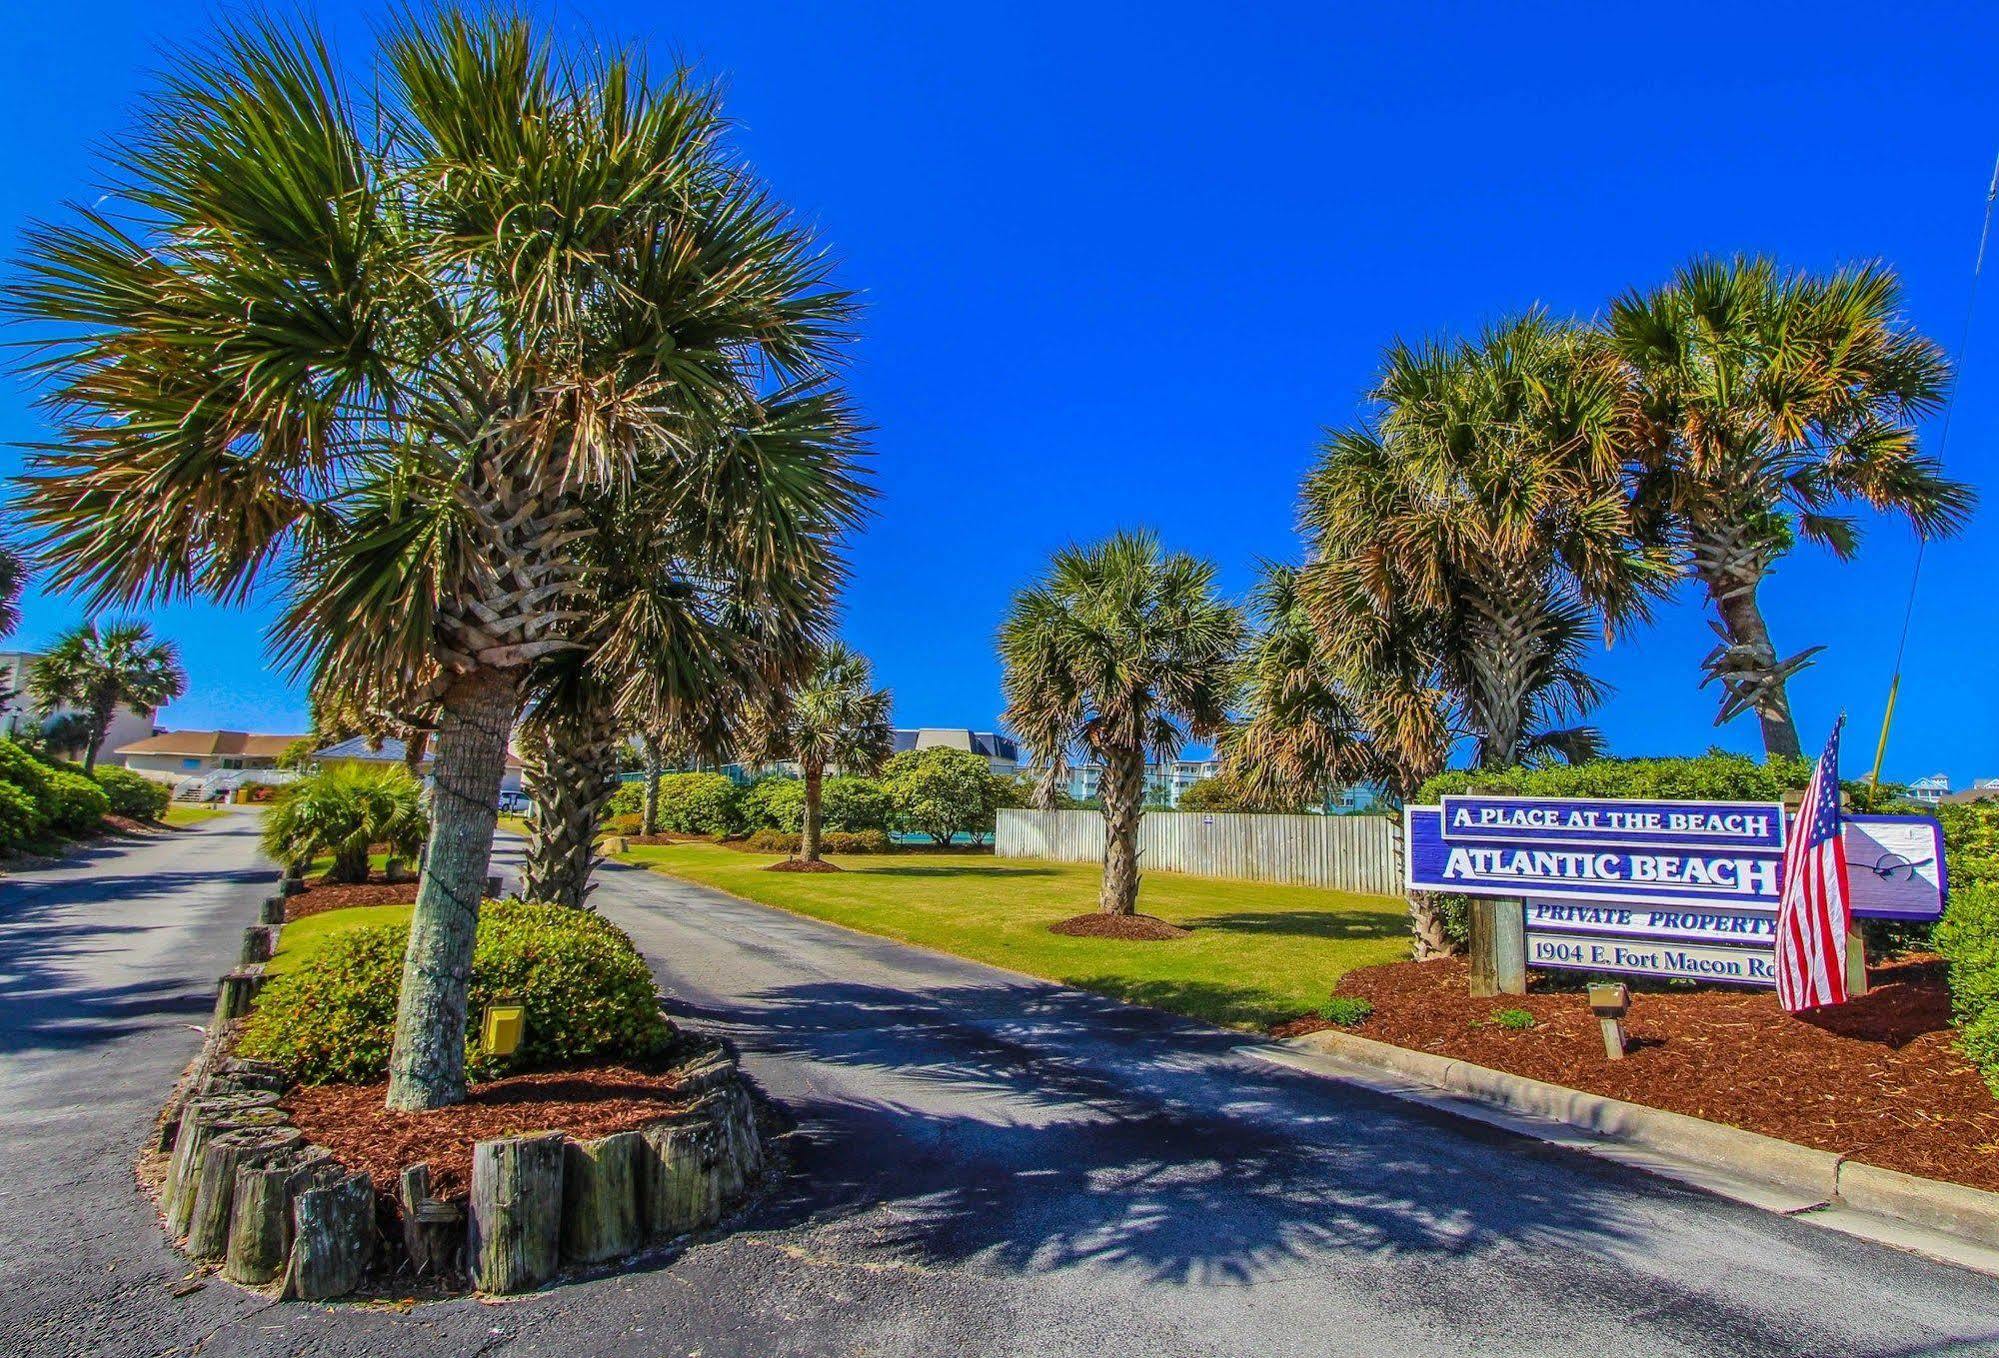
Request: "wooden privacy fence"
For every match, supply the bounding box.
[995,808,1404,898]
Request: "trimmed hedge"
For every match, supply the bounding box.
[0,738,117,847]
[93,764,171,820]
[239,899,672,1085]
[45,770,110,836]
[742,827,891,855]
[1936,883,1999,1096]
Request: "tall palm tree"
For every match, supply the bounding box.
[520,383,866,905]
[750,644,892,866]
[999,531,1244,918]
[1301,314,1669,779]
[28,619,186,773]
[0,545,26,642]
[1610,256,1973,757]
[6,11,852,1109]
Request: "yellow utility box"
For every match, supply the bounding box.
[481,1001,526,1057]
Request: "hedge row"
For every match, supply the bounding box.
[0,738,169,849]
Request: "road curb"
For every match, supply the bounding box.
[1289,1028,1999,1248]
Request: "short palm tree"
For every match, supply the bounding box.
[999,531,1244,918]
[749,644,892,865]
[7,11,852,1109]
[1610,256,1973,757]
[1302,314,1668,779]
[263,764,428,883]
[28,619,186,773]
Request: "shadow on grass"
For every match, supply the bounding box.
[1185,909,1408,942]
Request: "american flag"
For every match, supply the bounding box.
[1775,719,1854,1012]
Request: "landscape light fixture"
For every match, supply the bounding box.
[1587,982,1630,1060]
[482,1000,526,1058]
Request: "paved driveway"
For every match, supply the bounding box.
[4,823,1998,1357]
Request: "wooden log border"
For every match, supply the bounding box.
[153,912,769,1301]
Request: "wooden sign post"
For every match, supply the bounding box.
[1468,896,1526,998]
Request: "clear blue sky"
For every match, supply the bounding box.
[3,2,1995,785]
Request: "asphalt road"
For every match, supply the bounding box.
[4,817,1999,1357]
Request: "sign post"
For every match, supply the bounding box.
[1468,897,1526,997]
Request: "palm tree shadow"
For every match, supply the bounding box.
[1183,909,1407,941]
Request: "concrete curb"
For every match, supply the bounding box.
[1290,1028,1999,1250]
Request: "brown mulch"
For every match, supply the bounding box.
[766,859,843,873]
[1279,954,1999,1193]
[104,814,157,835]
[282,1065,691,1203]
[1049,912,1191,941]
[284,880,422,921]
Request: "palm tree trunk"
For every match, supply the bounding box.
[330,841,370,884]
[800,760,825,862]
[404,730,430,777]
[1408,894,1458,960]
[1097,743,1144,916]
[82,699,113,775]
[1464,583,1535,770]
[639,731,663,837]
[520,678,621,910]
[386,666,520,1112]
[1690,527,1803,760]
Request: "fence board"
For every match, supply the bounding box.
[995,809,1403,897]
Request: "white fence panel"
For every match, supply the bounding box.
[995,808,1403,897]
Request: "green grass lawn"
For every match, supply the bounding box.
[618,842,1410,1029]
[305,849,397,879]
[160,804,227,828]
[266,902,412,976]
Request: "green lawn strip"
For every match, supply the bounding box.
[305,849,396,878]
[618,842,1410,1029]
[161,805,227,828]
[266,902,413,976]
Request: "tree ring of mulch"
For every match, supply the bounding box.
[766,858,842,873]
[1049,912,1190,941]
[281,1064,692,1203]
[1275,953,1999,1194]
[284,880,421,921]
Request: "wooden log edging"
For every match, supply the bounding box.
[154,961,770,1301]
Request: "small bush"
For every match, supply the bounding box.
[44,769,109,835]
[263,764,427,881]
[654,773,742,836]
[0,779,44,845]
[1318,996,1374,1027]
[742,776,805,832]
[240,899,672,1085]
[743,827,891,855]
[94,765,170,820]
[602,812,644,837]
[1489,1008,1535,1031]
[821,776,891,833]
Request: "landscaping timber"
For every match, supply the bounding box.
[468,1132,567,1294]
[396,1163,466,1279]
[162,1093,282,1236]
[185,1126,303,1261]
[641,1117,727,1238]
[559,1131,643,1265]
[239,925,275,966]
[285,1169,376,1301]
[223,1149,329,1286]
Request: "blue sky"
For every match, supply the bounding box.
[3,2,1995,785]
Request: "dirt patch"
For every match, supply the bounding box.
[765,858,843,873]
[285,880,422,921]
[282,1064,691,1202]
[1049,912,1191,941]
[104,814,159,835]
[1284,954,1999,1193]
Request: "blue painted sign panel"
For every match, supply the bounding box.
[1524,899,1778,947]
[1440,795,1785,852]
[1406,805,1947,921]
[1525,933,1778,987]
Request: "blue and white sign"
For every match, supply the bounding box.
[1524,899,1777,947]
[1525,933,1779,986]
[1440,795,1785,852]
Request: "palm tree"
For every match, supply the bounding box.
[28,620,186,773]
[6,11,852,1109]
[519,383,866,905]
[0,545,26,642]
[1609,256,1973,757]
[999,531,1244,918]
[1301,314,1669,779]
[750,644,892,866]
[263,764,428,883]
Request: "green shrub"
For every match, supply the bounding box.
[743,827,890,854]
[1936,883,1999,1099]
[94,765,170,820]
[240,899,671,1085]
[821,775,891,832]
[1489,1008,1535,1031]
[1937,801,1999,891]
[43,769,109,835]
[602,812,644,837]
[880,747,1002,844]
[1318,996,1374,1027]
[606,782,643,818]
[743,776,805,831]
[262,764,427,881]
[653,772,742,835]
[0,779,45,845]
[1418,749,1812,805]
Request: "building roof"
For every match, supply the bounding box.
[316,734,525,769]
[117,730,300,759]
[891,728,1020,761]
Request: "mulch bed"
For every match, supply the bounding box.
[1276,954,1999,1193]
[282,1065,691,1203]
[766,859,842,873]
[1049,912,1191,941]
[285,880,422,921]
